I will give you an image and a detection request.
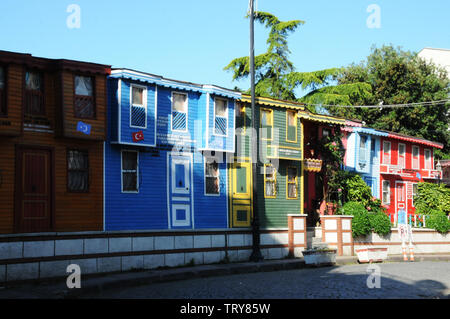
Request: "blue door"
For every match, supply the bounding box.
[168,153,193,228]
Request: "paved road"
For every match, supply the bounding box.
[81,261,450,299]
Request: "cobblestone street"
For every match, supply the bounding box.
[80,261,450,299]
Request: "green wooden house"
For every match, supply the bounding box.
[229,94,305,228]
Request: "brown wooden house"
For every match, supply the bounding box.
[0,50,110,234]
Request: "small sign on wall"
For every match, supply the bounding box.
[132,131,144,142]
[76,121,91,135]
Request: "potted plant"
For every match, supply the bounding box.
[355,247,388,263]
[302,245,337,266]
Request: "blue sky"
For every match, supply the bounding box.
[0,0,449,97]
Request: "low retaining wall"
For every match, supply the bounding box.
[354,228,450,255]
[0,229,291,283]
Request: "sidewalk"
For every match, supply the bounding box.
[0,254,449,299]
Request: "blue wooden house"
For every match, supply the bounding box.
[105,69,240,230]
[342,124,389,199]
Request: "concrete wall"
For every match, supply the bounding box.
[0,228,290,283]
[354,228,450,255]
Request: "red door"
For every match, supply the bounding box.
[15,147,53,233]
[395,181,407,213]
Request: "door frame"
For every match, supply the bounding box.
[167,152,194,229]
[14,144,55,233]
[395,180,407,213]
[229,158,252,228]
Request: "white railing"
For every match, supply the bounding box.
[388,212,450,229]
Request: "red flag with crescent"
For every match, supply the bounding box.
[132,131,144,142]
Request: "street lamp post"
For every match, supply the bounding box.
[249,0,263,262]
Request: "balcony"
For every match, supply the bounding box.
[303,158,322,172]
[380,164,441,179]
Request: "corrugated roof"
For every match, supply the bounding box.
[110,69,241,99]
[239,94,305,110]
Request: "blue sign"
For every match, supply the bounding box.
[77,121,91,135]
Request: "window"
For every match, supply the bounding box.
[172,92,188,131]
[236,104,246,133]
[0,66,5,116]
[25,70,44,116]
[122,151,138,192]
[382,180,390,205]
[382,141,391,165]
[287,167,298,199]
[398,143,406,168]
[412,183,418,207]
[424,149,432,169]
[264,164,276,198]
[322,128,331,138]
[205,159,220,195]
[260,109,273,140]
[130,85,147,128]
[286,111,297,142]
[412,146,420,169]
[67,150,89,192]
[359,135,368,163]
[214,98,228,136]
[74,75,95,119]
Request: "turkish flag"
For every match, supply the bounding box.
[132,131,144,142]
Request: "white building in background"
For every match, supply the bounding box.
[418,47,450,78]
[418,48,450,134]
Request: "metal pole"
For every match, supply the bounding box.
[249,0,263,262]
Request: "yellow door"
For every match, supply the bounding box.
[229,161,252,227]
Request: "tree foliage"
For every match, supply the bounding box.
[224,12,366,105]
[321,45,450,157]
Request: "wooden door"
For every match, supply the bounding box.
[15,147,53,233]
[229,161,252,227]
[168,153,193,228]
[395,181,407,213]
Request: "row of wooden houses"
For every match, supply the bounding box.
[0,50,444,236]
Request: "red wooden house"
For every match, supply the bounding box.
[0,50,110,234]
[379,132,443,217]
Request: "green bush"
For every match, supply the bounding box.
[426,210,450,234]
[338,201,391,237]
[415,183,450,216]
[338,201,371,237]
[368,212,391,236]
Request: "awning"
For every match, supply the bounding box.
[240,94,305,110]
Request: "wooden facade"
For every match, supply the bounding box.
[0,51,110,234]
[234,95,304,229]
[299,112,347,226]
[104,69,240,231]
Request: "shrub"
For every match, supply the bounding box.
[426,210,450,234]
[338,201,391,237]
[368,212,391,236]
[338,201,371,237]
[415,183,450,216]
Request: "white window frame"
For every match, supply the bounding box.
[204,158,220,196]
[412,183,418,207]
[359,135,368,163]
[171,91,188,132]
[213,97,228,137]
[382,180,390,205]
[121,150,139,193]
[412,145,420,169]
[424,149,432,170]
[398,143,406,169]
[129,84,148,129]
[382,141,391,165]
